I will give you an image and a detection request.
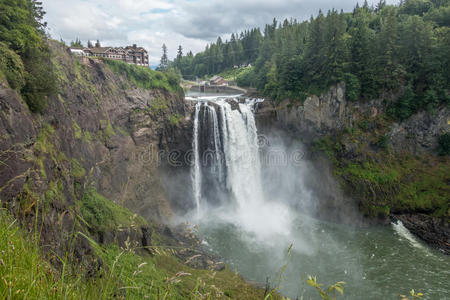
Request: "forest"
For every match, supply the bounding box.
[174,0,450,120]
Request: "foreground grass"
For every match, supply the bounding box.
[0,208,269,299]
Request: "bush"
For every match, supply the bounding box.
[80,187,146,232]
[388,85,415,120]
[437,133,450,155]
[236,67,257,87]
[0,42,25,90]
[344,73,361,101]
[103,59,181,93]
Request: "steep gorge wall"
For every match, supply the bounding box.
[0,42,193,260]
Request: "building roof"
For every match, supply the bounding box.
[210,75,222,81]
[87,47,112,54]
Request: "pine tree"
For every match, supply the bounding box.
[159,44,168,71]
[176,45,183,59]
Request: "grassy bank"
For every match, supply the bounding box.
[102,59,182,94]
[0,204,271,299]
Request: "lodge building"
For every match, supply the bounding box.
[70,43,149,67]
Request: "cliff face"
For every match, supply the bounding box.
[255,84,450,253]
[257,83,448,154]
[0,42,193,260]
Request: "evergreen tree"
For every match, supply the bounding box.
[176,45,183,60]
[70,38,83,48]
[159,44,169,71]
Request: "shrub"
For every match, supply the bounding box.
[344,73,361,101]
[236,67,257,87]
[103,58,181,93]
[0,42,25,90]
[437,133,450,155]
[388,85,415,120]
[80,187,146,232]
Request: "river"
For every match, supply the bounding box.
[186,93,450,299]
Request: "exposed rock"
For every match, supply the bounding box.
[0,41,194,265]
[393,214,450,255]
[389,108,449,155]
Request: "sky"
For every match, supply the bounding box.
[42,0,398,66]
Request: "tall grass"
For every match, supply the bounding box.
[102,59,181,93]
[0,207,269,299]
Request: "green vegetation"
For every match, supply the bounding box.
[437,132,450,155]
[0,200,267,299]
[0,0,56,113]
[177,0,449,112]
[150,98,169,114]
[0,42,26,90]
[306,275,346,300]
[0,209,91,299]
[169,113,183,125]
[79,187,146,232]
[70,158,85,179]
[103,58,181,93]
[316,133,450,218]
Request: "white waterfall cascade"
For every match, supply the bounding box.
[191,97,292,241]
[191,102,202,216]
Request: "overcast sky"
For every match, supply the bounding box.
[42,0,398,65]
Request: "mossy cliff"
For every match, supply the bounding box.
[0,41,268,298]
[255,83,449,254]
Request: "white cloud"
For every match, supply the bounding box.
[42,0,399,65]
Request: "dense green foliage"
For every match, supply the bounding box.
[177,0,449,117]
[103,58,182,93]
[437,132,450,155]
[80,187,146,232]
[174,28,262,80]
[0,0,56,113]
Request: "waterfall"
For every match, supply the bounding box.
[191,97,291,241]
[191,98,263,209]
[191,102,202,215]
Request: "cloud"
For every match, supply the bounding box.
[42,0,398,65]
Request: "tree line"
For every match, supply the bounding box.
[0,0,56,113]
[174,0,449,120]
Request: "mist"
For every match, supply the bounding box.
[159,96,448,299]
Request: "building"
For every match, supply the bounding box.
[70,43,149,67]
[209,76,228,86]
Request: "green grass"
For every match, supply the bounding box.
[102,59,181,93]
[168,114,183,126]
[0,205,268,299]
[341,162,400,186]
[79,187,146,233]
[0,209,101,299]
[70,158,85,179]
[150,98,169,114]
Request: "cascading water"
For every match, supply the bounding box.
[191,102,202,215]
[187,94,450,299]
[191,97,292,241]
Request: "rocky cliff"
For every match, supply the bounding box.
[255,83,450,254]
[0,41,195,263]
